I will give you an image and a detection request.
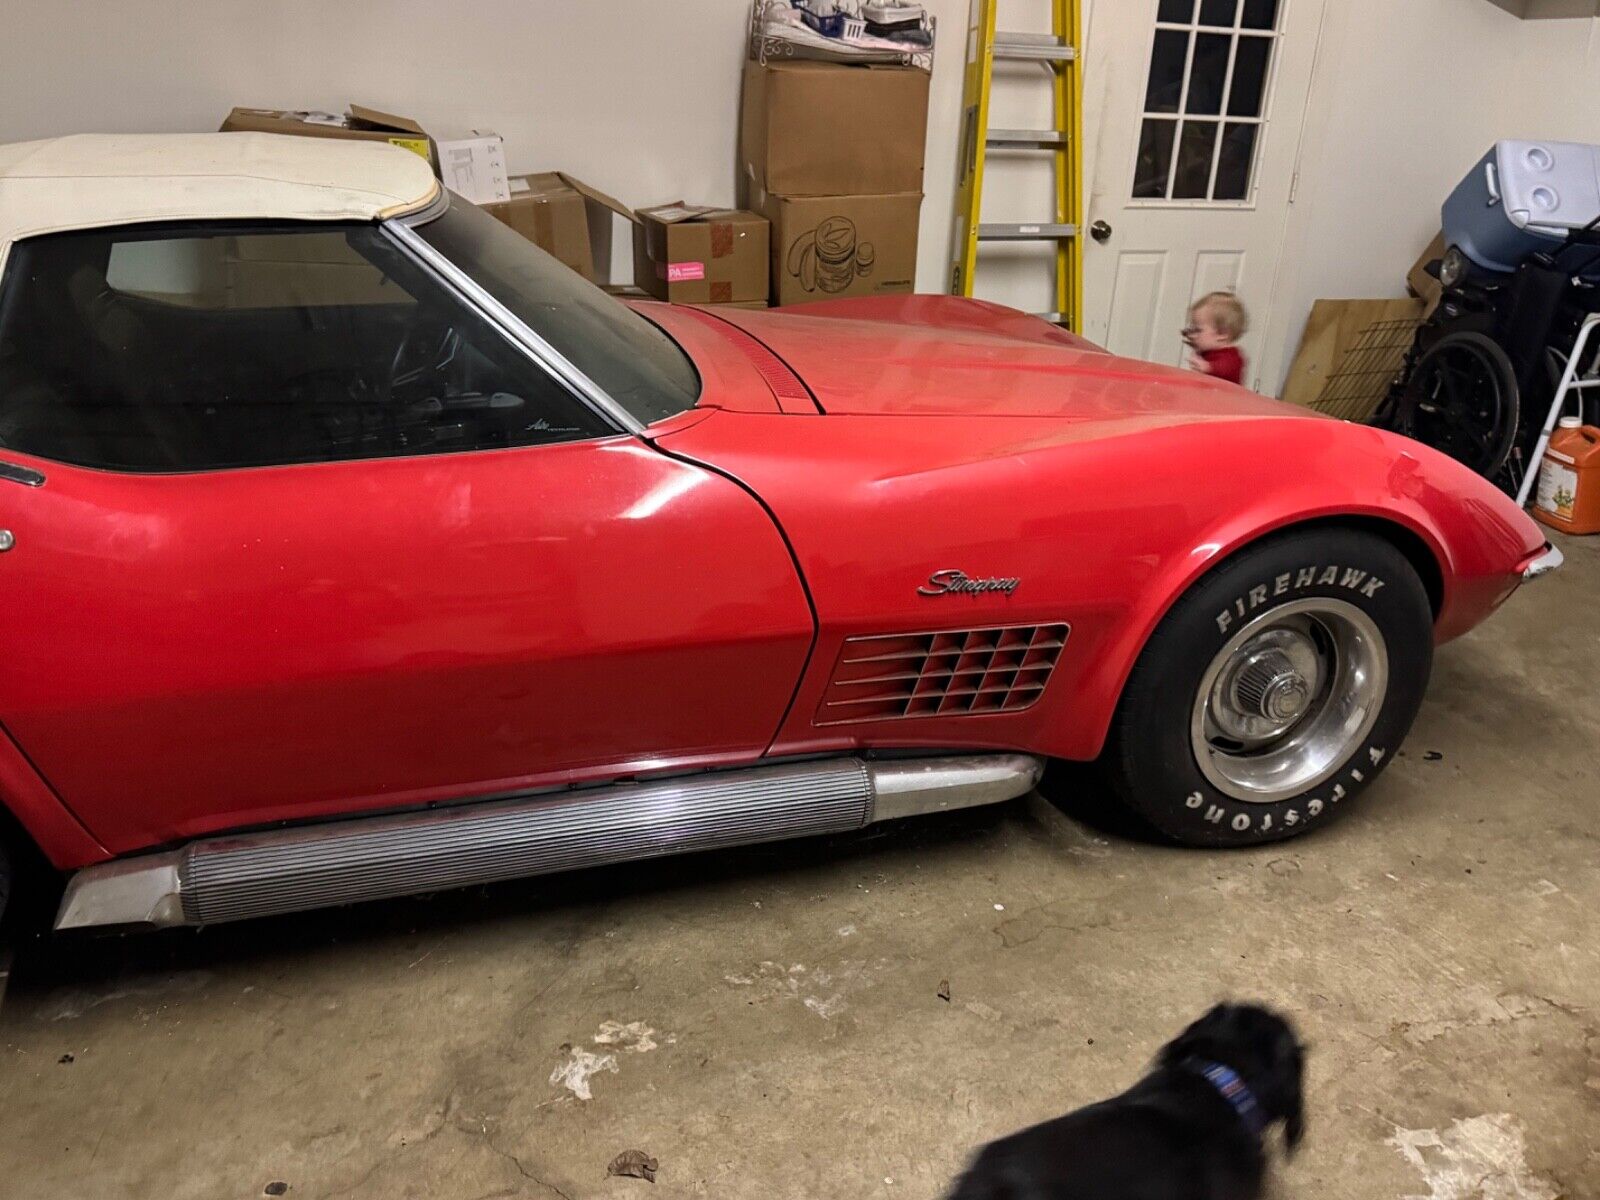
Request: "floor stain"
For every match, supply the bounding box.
[1388,1113,1558,1200]
[548,1046,618,1101]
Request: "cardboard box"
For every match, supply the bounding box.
[221,104,435,168]
[1407,232,1448,319]
[1485,0,1600,17]
[110,231,408,309]
[632,204,769,304]
[603,286,767,309]
[482,173,633,283]
[758,191,921,306]
[740,60,930,198]
[221,231,409,308]
[436,132,510,204]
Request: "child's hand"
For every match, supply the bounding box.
[1187,351,1213,374]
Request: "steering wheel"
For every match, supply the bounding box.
[386,323,462,403]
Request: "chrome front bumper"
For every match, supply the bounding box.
[1523,542,1564,582]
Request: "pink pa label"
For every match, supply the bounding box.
[664,261,706,282]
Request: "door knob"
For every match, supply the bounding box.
[1089,220,1113,244]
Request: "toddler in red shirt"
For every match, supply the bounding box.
[1183,291,1247,386]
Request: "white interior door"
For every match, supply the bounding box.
[1081,0,1325,388]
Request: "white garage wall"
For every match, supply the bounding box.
[0,0,981,291]
[1266,1,1600,392]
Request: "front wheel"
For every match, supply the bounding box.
[1101,529,1433,846]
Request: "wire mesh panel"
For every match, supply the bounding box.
[1304,317,1421,423]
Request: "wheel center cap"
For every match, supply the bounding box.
[1261,675,1311,721]
[1218,645,1320,740]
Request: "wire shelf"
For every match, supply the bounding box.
[749,0,936,71]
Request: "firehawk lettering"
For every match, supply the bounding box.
[1215,566,1390,632]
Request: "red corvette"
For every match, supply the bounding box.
[0,134,1558,932]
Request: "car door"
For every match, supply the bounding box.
[0,220,813,854]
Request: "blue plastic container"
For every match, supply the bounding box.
[1443,140,1600,276]
[797,3,847,36]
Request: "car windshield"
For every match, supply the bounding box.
[409,194,699,426]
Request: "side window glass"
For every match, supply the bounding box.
[0,222,610,472]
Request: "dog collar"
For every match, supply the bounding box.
[1186,1059,1267,1137]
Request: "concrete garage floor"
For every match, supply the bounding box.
[2,538,1596,1200]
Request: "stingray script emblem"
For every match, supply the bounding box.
[918,569,1021,597]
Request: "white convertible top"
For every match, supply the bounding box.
[0,132,440,254]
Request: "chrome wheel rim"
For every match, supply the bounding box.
[1190,599,1388,804]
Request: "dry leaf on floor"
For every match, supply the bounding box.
[608,1150,659,1183]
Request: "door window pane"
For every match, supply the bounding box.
[1241,0,1280,29]
[1145,30,1190,113]
[1173,121,1220,199]
[1228,35,1273,116]
[0,223,610,473]
[416,196,699,427]
[1158,0,1195,20]
[1214,122,1260,199]
[1132,7,1277,200]
[1134,119,1178,198]
[1185,33,1232,115]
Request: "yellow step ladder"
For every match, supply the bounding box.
[949,0,1084,330]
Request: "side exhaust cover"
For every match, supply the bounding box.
[56,754,1043,930]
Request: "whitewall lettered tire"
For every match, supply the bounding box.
[1102,528,1433,846]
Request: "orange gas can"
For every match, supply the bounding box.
[1534,418,1600,534]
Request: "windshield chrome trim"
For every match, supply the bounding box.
[379,219,645,436]
[397,188,451,227]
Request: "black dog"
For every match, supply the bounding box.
[948,1003,1305,1200]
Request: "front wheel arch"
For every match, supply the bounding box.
[1267,515,1444,621]
[1093,523,1437,845]
[1089,513,1446,758]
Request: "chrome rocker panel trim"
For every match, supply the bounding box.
[1522,542,1564,582]
[55,754,1043,931]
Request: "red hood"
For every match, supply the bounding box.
[698,295,1296,423]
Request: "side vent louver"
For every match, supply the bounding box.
[815,624,1070,726]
